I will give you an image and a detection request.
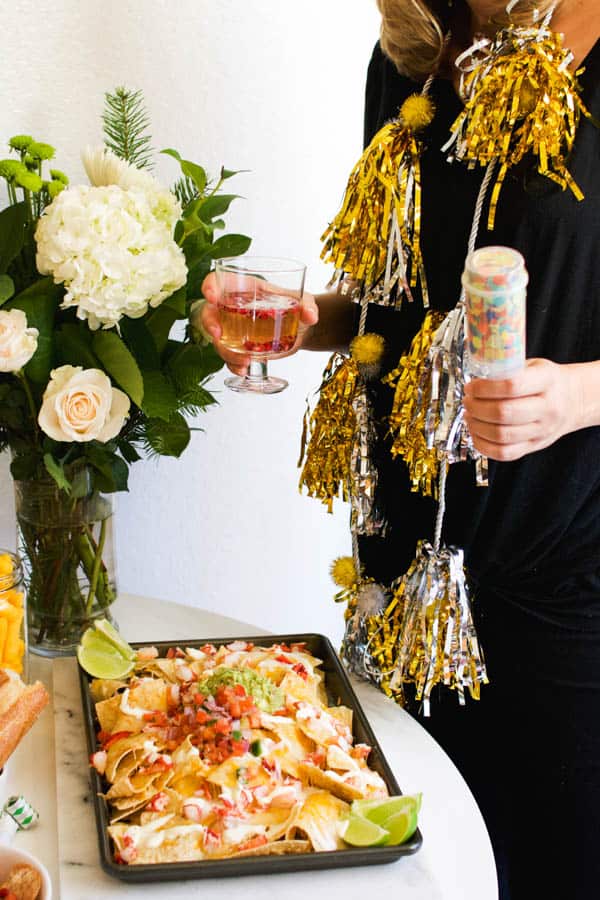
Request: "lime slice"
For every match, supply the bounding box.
[353,793,422,826]
[91,618,136,660]
[341,814,389,847]
[77,643,135,679]
[383,808,418,845]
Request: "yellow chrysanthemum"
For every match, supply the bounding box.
[350,333,385,367]
[400,94,435,131]
[330,556,357,590]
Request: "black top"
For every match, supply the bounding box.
[358,41,600,622]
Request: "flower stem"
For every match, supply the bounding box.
[18,371,39,443]
[86,518,107,615]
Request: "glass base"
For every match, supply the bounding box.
[225,374,288,394]
[28,610,118,658]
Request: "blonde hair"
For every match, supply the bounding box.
[377,0,561,81]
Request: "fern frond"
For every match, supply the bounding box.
[102,87,153,169]
[172,176,199,206]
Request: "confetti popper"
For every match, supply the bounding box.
[0,795,39,845]
[367,539,488,715]
[321,92,435,308]
[463,245,528,379]
[444,23,593,229]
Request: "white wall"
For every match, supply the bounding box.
[0,0,381,644]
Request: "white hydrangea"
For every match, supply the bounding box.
[35,174,187,330]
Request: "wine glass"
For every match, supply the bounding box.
[214,256,307,394]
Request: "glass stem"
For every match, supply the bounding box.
[246,360,268,382]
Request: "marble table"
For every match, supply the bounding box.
[5,594,498,900]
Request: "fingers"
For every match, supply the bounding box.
[463,394,542,427]
[300,293,319,326]
[465,359,551,400]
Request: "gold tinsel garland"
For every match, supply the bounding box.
[321,94,435,306]
[447,26,593,229]
[383,309,446,497]
[299,335,386,519]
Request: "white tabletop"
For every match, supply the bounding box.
[5,594,498,900]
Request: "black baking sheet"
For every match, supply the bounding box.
[78,632,422,882]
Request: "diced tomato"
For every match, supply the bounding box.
[166,647,185,659]
[101,731,133,750]
[215,718,231,735]
[276,642,292,652]
[235,834,268,852]
[196,709,210,725]
[275,654,293,665]
[146,791,170,812]
[291,642,307,652]
[194,692,206,705]
[233,683,246,697]
[306,749,327,767]
[248,713,261,729]
[200,643,217,656]
[292,662,309,680]
[0,888,18,899]
[231,739,248,755]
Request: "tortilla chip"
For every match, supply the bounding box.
[90,678,126,702]
[105,734,151,783]
[293,790,349,851]
[227,839,311,858]
[297,762,364,802]
[109,817,206,864]
[109,796,150,824]
[279,671,322,706]
[95,695,122,734]
[134,658,178,682]
[328,705,353,729]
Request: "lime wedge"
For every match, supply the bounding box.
[77,643,135,679]
[383,808,419,845]
[341,814,389,847]
[91,618,136,660]
[353,793,422,826]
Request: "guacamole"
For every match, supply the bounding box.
[198,666,284,713]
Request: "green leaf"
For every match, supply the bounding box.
[209,233,252,260]
[220,167,246,180]
[119,318,160,371]
[103,87,153,169]
[92,330,144,407]
[145,306,180,354]
[160,287,187,318]
[180,160,207,194]
[43,453,72,494]
[198,195,239,223]
[6,277,62,383]
[145,412,190,457]
[0,275,15,306]
[84,443,128,493]
[10,451,40,481]
[169,342,224,384]
[162,149,207,194]
[117,439,141,464]
[141,370,178,420]
[161,148,182,162]
[0,203,28,273]
[55,323,98,369]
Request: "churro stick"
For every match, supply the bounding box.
[0,681,49,769]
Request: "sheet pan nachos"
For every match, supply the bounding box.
[88,639,393,865]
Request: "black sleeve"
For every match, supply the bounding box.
[363,41,417,148]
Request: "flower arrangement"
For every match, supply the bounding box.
[0,88,250,652]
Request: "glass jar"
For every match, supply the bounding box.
[14,472,117,657]
[0,550,28,679]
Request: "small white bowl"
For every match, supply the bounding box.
[0,843,52,899]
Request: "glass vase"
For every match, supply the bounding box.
[14,473,117,657]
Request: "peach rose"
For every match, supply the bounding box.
[38,365,130,443]
[0,309,38,372]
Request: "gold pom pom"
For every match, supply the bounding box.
[350,333,385,367]
[330,556,358,590]
[400,94,435,131]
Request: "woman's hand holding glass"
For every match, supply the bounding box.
[199,266,319,388]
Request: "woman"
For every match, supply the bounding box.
[200,2,600,897]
